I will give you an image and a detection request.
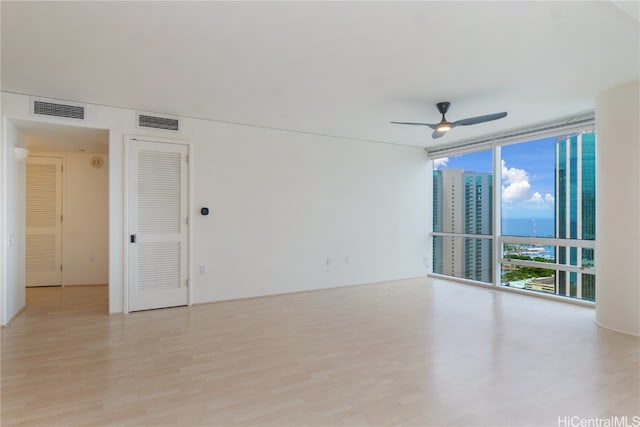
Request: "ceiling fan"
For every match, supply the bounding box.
[391,102,507,139]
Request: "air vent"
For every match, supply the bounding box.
[33,100,85,120]
[138,114,180,132]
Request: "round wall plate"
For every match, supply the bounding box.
[90,156,104,168]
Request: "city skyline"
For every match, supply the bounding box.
[432,132,596,302]
[433,137,556,219]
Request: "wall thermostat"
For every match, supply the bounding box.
[200,207,210,216]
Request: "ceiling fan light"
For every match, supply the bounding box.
[436,123,451,132]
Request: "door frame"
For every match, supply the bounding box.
[1,117,112,325]
[123,134,192,313]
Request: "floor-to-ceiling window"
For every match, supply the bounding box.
[431,129,596,303]
[500,137,557,295]
[432,149,493,283]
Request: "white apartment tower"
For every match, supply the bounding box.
[433,169,493,282]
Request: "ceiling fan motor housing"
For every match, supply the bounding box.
[436,102,451,115]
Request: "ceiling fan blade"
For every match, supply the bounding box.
[453,112,507,127]
[391,121,438,130]
[432,130,447,139]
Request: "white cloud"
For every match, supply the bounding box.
[501,160,528,184]
[502,181,531,202]
[501,160,531,202]
[501,161,556,209]
[433,157,449,169]
[530,192,543,202]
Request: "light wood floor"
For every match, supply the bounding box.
[1,279,638,427]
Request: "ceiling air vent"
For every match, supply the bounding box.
[32,99,86,120]
[138,114,180,132]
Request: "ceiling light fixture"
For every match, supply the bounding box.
[436,122,452,132]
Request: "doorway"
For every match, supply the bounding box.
[14,119,110,311]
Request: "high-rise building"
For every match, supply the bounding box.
[433,169,493,282]
[555,132,596,301]
[432,170,443,274]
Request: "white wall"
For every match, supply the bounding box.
[1,91,429,316]
[595,80,640,336]
[62,152,109,285]
[191,123,428,302]
[3,119,26,324]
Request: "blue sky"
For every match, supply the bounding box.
[434,137,556,219]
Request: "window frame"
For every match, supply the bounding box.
[428,114,596,305]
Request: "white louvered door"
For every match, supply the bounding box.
[128,139,188,311]
[26,157,63,287]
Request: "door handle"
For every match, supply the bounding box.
[130,234,136,243]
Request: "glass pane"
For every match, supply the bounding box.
[502,240,557,294]
[501,243,595,301]
[556,245,595,268]
[501,133,596,240]
[558,137,566,239]
[503,242,594,269]
[502,133,596,240]
[503,242,556,262]
[433,235,492,283]
[581,134,596,240]
[581,274,596,302]
[556,271,596,301]
[499,132,596,303]
[501,264,556,294]
[501,137,556,237]
[433,150,493,235]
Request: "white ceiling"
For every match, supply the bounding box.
[2,1,638,149]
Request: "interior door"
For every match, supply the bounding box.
[26,156,63,287]
[128,139,188,311]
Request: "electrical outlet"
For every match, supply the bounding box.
[199,265,206,275]
[326,258,331,266]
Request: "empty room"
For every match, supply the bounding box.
[1,2,639,426]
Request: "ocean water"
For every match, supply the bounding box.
[502,218,556,259]
[502,218,554,238]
